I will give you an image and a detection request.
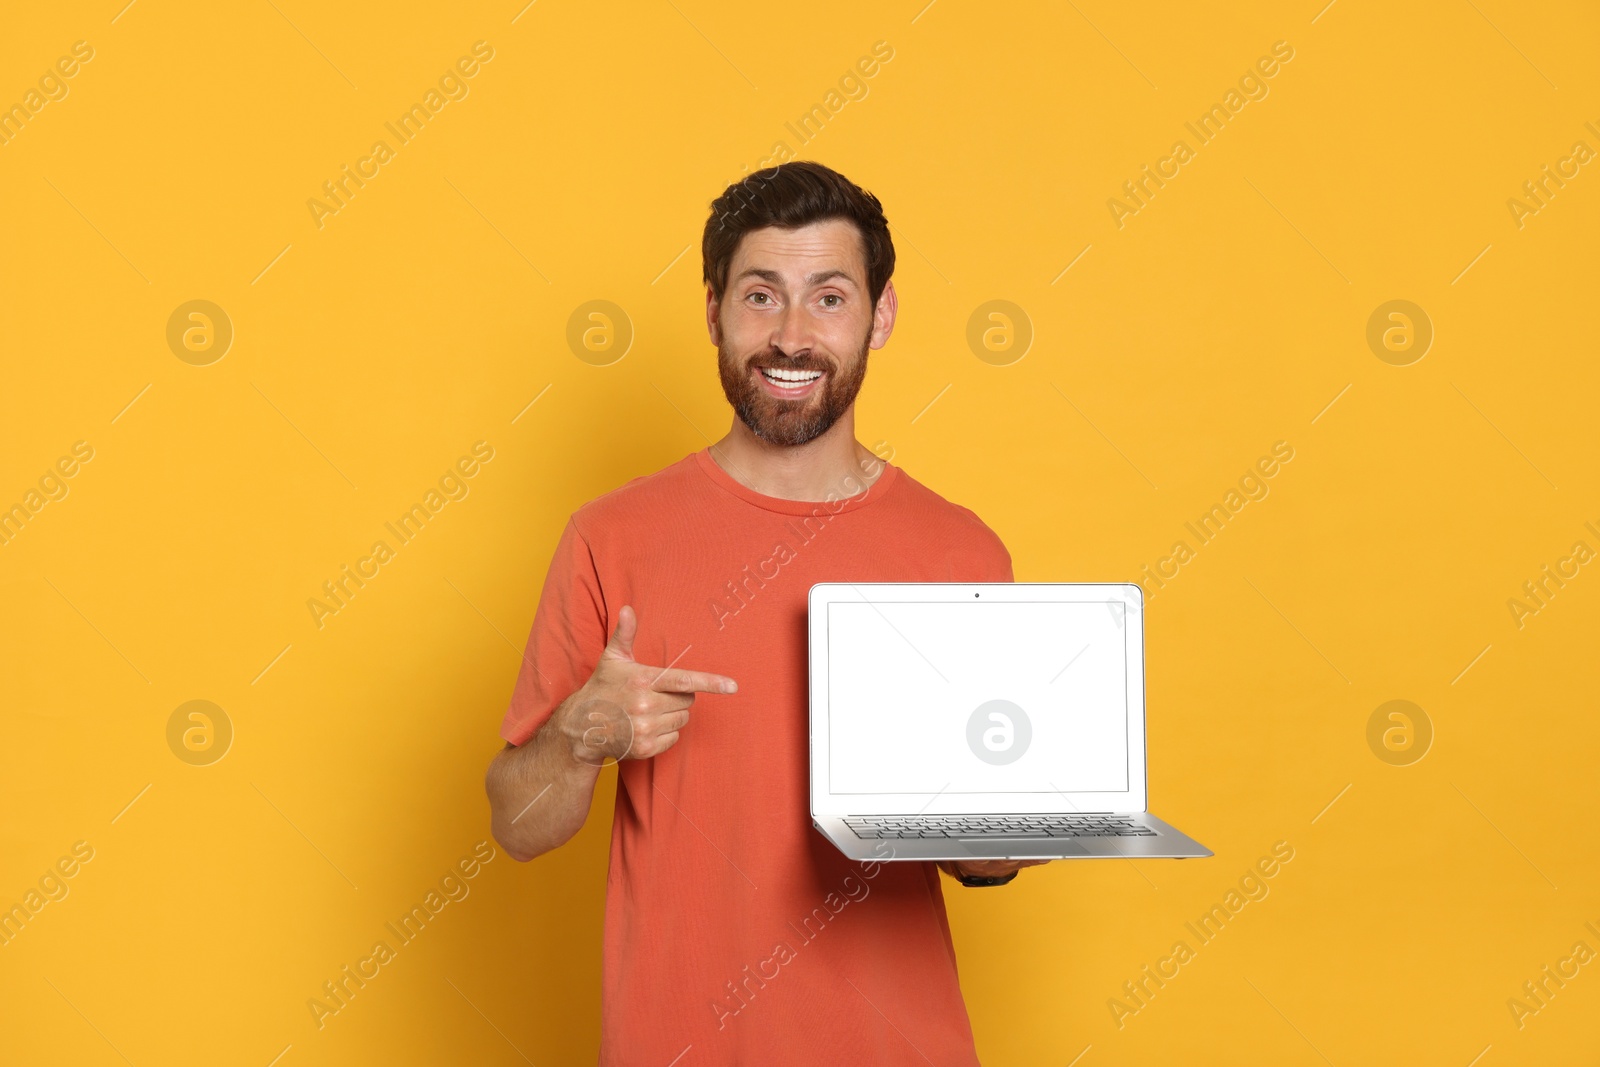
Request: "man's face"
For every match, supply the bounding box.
[709,219,892,447]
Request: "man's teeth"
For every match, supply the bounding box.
[761,367,823,384]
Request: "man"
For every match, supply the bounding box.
[486,160,1044,1066]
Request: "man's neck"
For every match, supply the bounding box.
[708,413,885,502]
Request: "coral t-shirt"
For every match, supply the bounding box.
[501,446,1013,1066]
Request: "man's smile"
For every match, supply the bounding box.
[755,364,826,399]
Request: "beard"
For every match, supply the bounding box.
[717,325,872,448]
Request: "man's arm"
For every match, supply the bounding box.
[486,604,737,862]
[486,697,604,863]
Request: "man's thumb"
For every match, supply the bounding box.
[605,605,638,661]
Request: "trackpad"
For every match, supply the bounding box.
[958,839,1088,858]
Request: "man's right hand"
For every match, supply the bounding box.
[555,604,737,764]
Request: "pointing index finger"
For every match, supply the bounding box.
[649,667,738,695]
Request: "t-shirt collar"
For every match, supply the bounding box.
[693,446,899,516]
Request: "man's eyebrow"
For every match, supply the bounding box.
[732,267,859,288]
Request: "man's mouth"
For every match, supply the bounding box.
[756,365,825,398]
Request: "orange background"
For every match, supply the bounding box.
[2,1,1597,1063]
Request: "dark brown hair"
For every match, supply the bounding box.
[702,161,895,309]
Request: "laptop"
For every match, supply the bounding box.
[808,582,1211,861]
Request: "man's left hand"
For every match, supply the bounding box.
[940,858,1050,880]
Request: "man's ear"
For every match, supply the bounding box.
[869,279,898,351]
[705,286,722,345]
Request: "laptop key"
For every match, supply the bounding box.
[843,814,1156,840]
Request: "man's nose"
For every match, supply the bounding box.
[771,304,815,357]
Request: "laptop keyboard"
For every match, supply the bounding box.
[844,814,1157,839]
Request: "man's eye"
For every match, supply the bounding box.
[749,293,770,304]
[821,294,841,307]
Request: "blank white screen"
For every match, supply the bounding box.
[827,601,1130,794]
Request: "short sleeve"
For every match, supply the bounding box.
[989,538,1015,582]
[955,505,1014,583]
[500,515,609,746]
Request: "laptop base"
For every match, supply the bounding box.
[814,812,1212,862]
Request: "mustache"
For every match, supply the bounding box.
[747,351,830,371]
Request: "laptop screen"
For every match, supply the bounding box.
[826,599,1132,796]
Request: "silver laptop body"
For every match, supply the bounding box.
[808,582,1211,862]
